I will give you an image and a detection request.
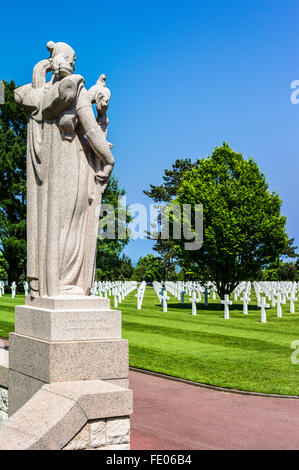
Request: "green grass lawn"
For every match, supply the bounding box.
[1,288,299,395]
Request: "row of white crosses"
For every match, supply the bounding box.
[254,281,298,322]
[164,281,215,315]
[155,280,299,323]
[135,281,146,310]
[0,281,16,298]
[229,281,299,323]
[0,281,22,297]
[90,280,137,308]
[111,281,137,308]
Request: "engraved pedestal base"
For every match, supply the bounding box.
[8,296,130,416]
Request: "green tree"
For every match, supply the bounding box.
[277,262,298,281]
[95,175,132,280]
[173,143,288,299]
[0,80,27,286]
[132,254,164,283]
[144,158,199,203]
[144,158,199,279]
[276,237,298,280]
[114,255,134,280]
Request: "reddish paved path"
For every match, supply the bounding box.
[130,370,299,450]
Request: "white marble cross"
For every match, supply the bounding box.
[221,295,232,320]
[189,291,201,316]
[240,291,250,315]
[273,294,285,318]
[258,297,270,323]
[159,287,165,307]
[161,291,170,313]
[10,282,16,299]
[23,281,29,296]
[288,292,297,314]
[135,292,143,310]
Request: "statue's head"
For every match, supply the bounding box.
[47,41,76,80]
[92,74,111,116]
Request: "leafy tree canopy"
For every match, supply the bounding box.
[144,158,200,279]
[173,143,288,298]
[132,254,164,283]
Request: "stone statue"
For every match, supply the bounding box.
[14,41,114,297]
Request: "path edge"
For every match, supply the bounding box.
[129,367,299,400]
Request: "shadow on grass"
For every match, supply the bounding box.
[166,302,260,312]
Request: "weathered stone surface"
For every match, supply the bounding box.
[63,424,90,450]
[43,380,133,420]
[106,417,130,445]
[25,296,111,311]
[1,388,86,450]
[8,370,45,416]
[64,416,131,450]
[9,333,129,383]
[0,380,131,450]
[15,305,121,341]
[106,378,129,388]
[9,371,130,416]
[0,425,43,450]
[90,420,106,448]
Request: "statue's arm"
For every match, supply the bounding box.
[14,59,51,113]
[77,88,115,174]
[14,84,42,114]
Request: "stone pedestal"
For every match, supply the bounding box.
[8,296,130,416]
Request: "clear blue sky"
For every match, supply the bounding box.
[1,0,299,263]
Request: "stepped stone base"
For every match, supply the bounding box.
[8,296,131,419]
[0,380,133,450]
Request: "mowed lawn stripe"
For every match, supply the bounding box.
[123,320,292,355]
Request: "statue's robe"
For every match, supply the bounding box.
[15,75,103,297]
